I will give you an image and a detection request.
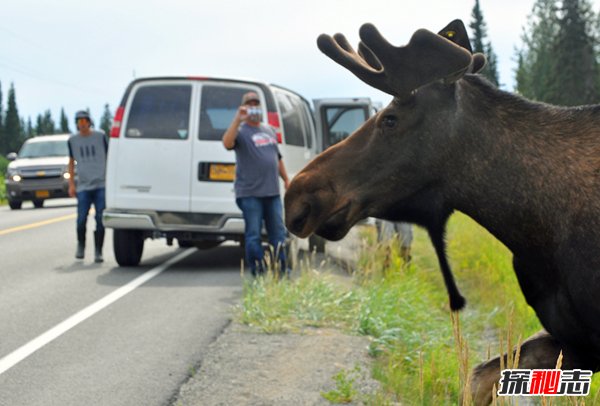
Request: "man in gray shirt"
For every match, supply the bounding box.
[222,91,290,276]
[68,110,108,263]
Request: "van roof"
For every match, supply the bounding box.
[25,134,71,143]
[117,76,312,113]
[129,76,270,88]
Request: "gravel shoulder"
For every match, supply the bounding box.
[171,321,380,406]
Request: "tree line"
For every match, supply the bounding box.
[469,0,600,106]
[0,82,112,155]
[1,0,599,156]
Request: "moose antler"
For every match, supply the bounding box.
[317,23,474,97]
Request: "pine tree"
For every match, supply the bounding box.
[469,0,500,86]
[35,114,44,136]
[4,83,22,153]
[59,108,70,133]
[99,104,112,135]
[25,118,34,139]
[547,0,600,105]
[42,110,56,134]
[35,110,56,135]
[515,0,560,101]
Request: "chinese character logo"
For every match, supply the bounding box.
[498,369,592,396]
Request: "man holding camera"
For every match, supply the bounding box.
[222,91,290,276]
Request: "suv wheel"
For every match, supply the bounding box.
[33,199,44,208]
[113,229,144,266]
[8,200,22,210]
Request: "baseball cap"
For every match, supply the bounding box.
[241,92,260,104]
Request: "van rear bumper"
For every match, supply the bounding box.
[102,208,245,234]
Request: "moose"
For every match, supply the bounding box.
[284,20,600,404]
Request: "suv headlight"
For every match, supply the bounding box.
[61,166,71,180]
[6,167,21,182]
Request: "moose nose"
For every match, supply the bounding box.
[286,201,312,237]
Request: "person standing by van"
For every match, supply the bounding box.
[222,91,290,276]
[68,110,108,263]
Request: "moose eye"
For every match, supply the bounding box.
[381,115,397,128]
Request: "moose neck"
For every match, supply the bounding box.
[443,75,598,257]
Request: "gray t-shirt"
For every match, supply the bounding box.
[68,130,108,191]
[232,123,281,198]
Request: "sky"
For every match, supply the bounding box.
[2,0,598,127]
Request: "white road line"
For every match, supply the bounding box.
[0,248,196,376]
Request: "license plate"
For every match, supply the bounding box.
[35,190,50,198]
[209,163,235,181]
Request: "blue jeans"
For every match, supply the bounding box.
[236,195,287,275]
[76,188,106,235]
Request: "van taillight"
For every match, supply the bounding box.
[267,112,282,143]
[110,106,125,138]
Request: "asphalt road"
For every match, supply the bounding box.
[0,198,244,406]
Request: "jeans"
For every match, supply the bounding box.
[76,187,106,235]
[236,195,287,275]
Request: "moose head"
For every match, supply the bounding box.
[286,20,487,311]
[285,20,600,404]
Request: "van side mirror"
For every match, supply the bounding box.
[6,152,17,161]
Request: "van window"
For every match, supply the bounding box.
[199,85,255,141]
[125,85,192,140]
[323,106,368,148]
[275,91,305,147]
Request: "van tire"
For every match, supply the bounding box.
[114,229,144,266]
[8,200,22,210]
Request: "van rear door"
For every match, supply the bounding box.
[111,81,194,211]
[190,81,260,215]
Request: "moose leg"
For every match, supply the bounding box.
[427,226,465,310]
[470,329,591,405]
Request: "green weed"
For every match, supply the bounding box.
[321,367,360,403]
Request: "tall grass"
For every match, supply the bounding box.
[0,155,7,205]
[236,213,599,404]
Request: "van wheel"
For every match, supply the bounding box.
[114,229,144,266]
[8,200,22,210]
[33,199,44,208]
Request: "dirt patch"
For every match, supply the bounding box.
[172,322,380,405]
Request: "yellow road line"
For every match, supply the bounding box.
[0,213,77,236]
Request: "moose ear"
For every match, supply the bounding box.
[438,19,487,75]
[471,53,487,73]
[438,19,473,54]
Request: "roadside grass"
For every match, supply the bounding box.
[236,213,600,404]
[0,155,7,205]
[0,175,6,205]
